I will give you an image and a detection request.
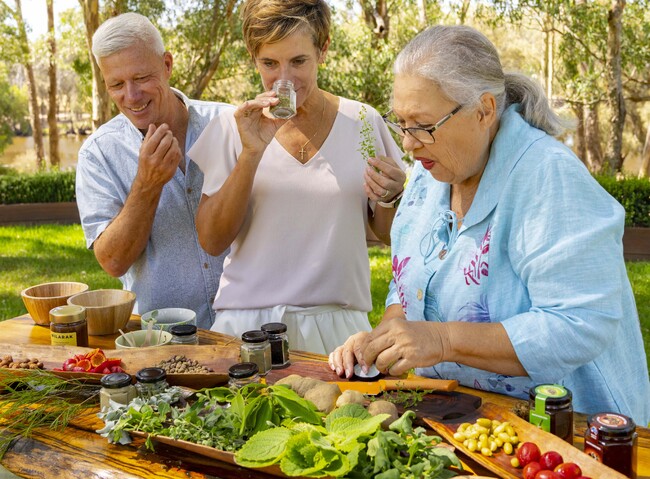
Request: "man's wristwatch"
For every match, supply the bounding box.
[378,190,403,209]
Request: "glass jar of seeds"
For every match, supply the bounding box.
[240,330,272,376]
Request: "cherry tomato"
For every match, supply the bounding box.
[539,451,564,471]
[523,461,542,479]
[535,471,561,479]
[554,462,582,479]
[517,442,542,467]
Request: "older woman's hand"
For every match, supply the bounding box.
[364,155,406,202]
[357,317,446,377]
[234,91,285,157]
[328,331,370,378]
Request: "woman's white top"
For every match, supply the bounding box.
[189,97,403,312]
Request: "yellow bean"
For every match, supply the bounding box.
[467,439,478,452]
[453,432,466,442]
[477,418,492,428]
[498,432,511,443]
[505,424,515,436]
[458,422,472,432]
[481,447,492,456]
[510,457,520,468]
[503,442,514,455]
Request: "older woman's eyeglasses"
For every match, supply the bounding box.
[382,105,462,144]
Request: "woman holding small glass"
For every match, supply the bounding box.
[189,0,405,354]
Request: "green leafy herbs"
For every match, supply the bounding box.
[235,405,462,478]
[0,370,100,458]
[358,105,377,160]
[97,383,323,452]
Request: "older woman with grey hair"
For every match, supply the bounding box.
[330,25,650,426]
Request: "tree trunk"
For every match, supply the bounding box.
[358,0,390,44]
[79,0,111,131]
[604,0,626,172]
[585,103,605,173]
[543,13,554,100]
[14,0,45,170]
[572,103,587,164]
[640,127,650,178]
[47,0,60,168]
[188,0,238,99]
[418,0,427,28]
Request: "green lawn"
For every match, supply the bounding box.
[1,225,648,373]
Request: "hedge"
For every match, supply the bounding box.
[0,169,648,227]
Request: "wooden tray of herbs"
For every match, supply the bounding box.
[0,342,238,389]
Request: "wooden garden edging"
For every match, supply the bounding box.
[0,202,648,261]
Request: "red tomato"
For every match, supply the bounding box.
[523,461,542,479]
[535,471,561,479]
[539,451,564,471]
[554,462,582,479]
[575,477,593,479]
[517,442,542,466]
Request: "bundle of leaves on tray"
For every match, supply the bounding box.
[97,383,462,478]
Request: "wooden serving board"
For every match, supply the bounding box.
[424,402,628,479]
[0,342,238,389]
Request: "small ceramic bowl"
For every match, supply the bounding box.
[140,308,197,332]
[114,330,173,350]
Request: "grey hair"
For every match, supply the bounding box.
[394,25,570,136]
[92,12,165,60]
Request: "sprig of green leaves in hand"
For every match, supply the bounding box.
[358,105,377,161]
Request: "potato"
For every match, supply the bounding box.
[336,389,366,408]
[367,400,399,429]
[304,383,341,413]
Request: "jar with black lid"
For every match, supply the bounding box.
[261,322,290,368]
[170,324,199,345]
[100,372,137,411]
[240,330,272,376]
[584,412,637,478]
[135,367,169,399]
[528,384,573,443]
[49,305,88,347]
[228,362,260,388]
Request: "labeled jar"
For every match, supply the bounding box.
[240,330,272,376]
[261,322,290,368]
[170,324,199,345]
[528,384,573,443]
[49,305,88,347]
[584,412,637,478]
[100,372,137,411]
[270,79,296,119]
[228,362,260,389]
[135,367,169,399]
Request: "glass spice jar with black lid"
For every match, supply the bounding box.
[584,412,637,478]
[135,367,169,399]
[170,324,199,345]
[261,322,290,368]
[228,362,260,388]
[100,372,136,411]
[528,384,574,443]
[240,330,272,376]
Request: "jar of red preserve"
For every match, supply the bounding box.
[584,412,637,478]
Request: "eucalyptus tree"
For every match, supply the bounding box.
[47,0,60,167]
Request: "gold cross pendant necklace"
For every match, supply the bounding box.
[298,95,327,162]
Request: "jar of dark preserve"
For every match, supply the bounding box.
[228,362,260,388]
[49,305,88,347]
[261,322,290,368]
[528,384,573,443]
[584,412,637,478]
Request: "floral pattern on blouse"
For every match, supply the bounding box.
[463,225,491,286]
[392,255,411,311]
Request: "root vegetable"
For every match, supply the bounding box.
[304,383,341,413]
[336,389,366,407]
[367,400,399,429]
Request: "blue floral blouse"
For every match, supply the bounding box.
[386,104,650,426]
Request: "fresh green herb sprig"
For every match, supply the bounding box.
[0,370,100,458]
[377,388,435,409]
[358,106,377,160]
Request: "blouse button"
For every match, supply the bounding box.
[417,289,423,301]
[438,249,447,260]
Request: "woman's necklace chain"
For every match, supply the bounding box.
[298,95,327,162]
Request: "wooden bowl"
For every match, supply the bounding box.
[67,289,136,336]
[20,281,90,326]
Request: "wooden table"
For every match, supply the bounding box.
[1,315,648,479]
